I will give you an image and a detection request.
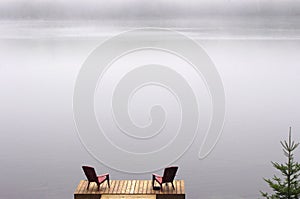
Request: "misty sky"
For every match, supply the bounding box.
[0,0,299,20]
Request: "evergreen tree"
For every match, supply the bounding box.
[261,127,300,199]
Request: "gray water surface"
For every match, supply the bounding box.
[0,20,300,199]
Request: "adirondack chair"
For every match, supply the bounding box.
[82,166,110,190]
[152,166,178,190]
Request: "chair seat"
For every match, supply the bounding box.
[98,175,107,183]
[155,176,163,184]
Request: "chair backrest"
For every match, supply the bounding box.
[162,166,178,183]
[82,166,98,182]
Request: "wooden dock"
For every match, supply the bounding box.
[74,180,185,199]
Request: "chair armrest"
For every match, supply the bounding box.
[152,173,161,177]
[98,173,109,177]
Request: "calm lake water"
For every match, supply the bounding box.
[0,20,300,199]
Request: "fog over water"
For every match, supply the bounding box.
[0,0,300,39]
[1,1,300,199]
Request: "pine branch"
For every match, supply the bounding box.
[260,127,300,199]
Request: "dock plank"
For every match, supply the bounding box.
[101,195,156,199]
[116,180,125,193]
[87,182,94,194]
[121,180,128,194]
[112,180,119,194]
[142,180,147,194]
[75,180,83,194]
[181,180,185,194]
[135,180,139,194]
[74,182,81,194]
[127,180,131,193]
[79,180,87,194]
[138,180,143,194]
[107,180,116,193]
[175,180,179,194]
[130,180,136,194]
[178,180,182,194]
[91,182,99,194]
[145,180,151,194]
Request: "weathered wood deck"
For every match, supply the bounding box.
[74,180,185,199]
[101,195,155,199]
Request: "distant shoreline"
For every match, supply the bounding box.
[0,19,300,40]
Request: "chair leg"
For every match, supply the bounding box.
[107,175,110,188]
[152,175,155,188]
[87,182,90,190]
[172,182,175,190]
